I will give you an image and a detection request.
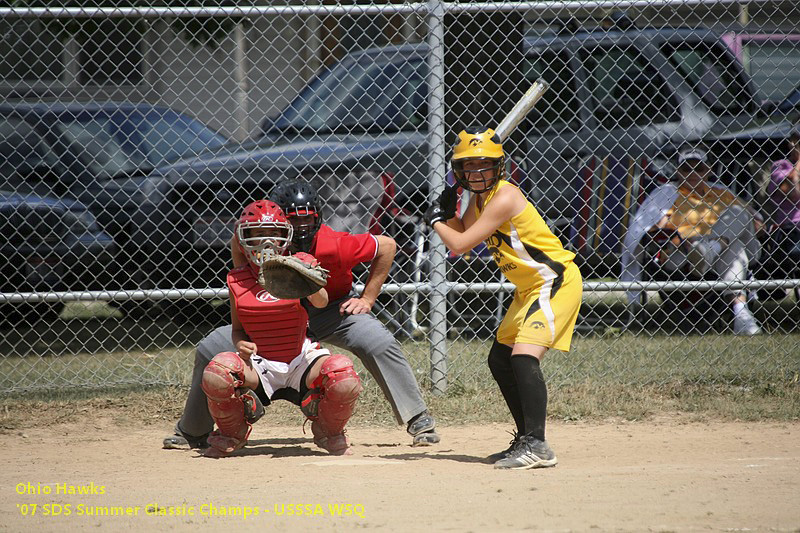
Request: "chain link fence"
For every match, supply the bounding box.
[1,1,799,395]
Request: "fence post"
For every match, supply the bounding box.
[426,0,448,395]
[233,21,250,141]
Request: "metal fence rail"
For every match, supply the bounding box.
[1,1,799,394]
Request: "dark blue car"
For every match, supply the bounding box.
[0,101,230,300]
[0,190,115,321]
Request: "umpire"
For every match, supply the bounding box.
[164,179,439,448]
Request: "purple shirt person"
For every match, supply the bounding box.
[768,160,800,227]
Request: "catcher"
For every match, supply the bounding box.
[202,199,361,457]
[426,127,582,470]
[164,180,439,451]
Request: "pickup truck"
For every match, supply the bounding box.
[132,20,794,294]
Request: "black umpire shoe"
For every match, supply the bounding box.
[407,411,441,446]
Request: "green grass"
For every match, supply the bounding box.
[1,332,798,432]
[1,295,798,429]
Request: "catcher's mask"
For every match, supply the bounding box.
[270,179,322,252]
[235,200,293,266]
[451,126,505,193]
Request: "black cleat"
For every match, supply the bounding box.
[487,431,520,463]
[493,436,557,470]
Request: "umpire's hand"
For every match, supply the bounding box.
[340,297,372,315]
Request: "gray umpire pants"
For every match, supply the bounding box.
[176,297,428,438]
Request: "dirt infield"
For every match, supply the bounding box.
[3,418,798,532]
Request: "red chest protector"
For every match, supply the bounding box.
[228,265,308,363]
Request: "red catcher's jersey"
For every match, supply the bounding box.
[309,225,378,301]
[227,265,308,363]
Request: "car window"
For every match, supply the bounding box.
[0,117,61,181]
[739,37,800,102]
[582,46,680,128]
[397,62,428,128]
[331,59,428,132]
[279,55,428,134]
[288,60,373,132]
[662,41,753,115]
[523,49,581,131]
[56,115,145,179]
[135,110,228,165]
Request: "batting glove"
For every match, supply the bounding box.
[425,184,458,228]
[424,204,448,228]
[438,184,458,220]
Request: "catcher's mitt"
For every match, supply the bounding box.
[257,252,329,299]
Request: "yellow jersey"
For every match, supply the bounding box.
[667,185,745,240]
[476,180,576,293]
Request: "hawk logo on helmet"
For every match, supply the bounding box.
[469,138,482,146]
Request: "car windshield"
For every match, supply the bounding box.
[272,54,428,135]
[132,109,228,164]
[57,115,143,179]
[662,41,753,115]
[56,109,228,179]
[739,37,800,102]
[779,83,800,112]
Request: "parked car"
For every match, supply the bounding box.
[0,100,230,301]
[134,19,795,295]
[776,82,800,117]
[0,190,115,322]
[721,32,800,106]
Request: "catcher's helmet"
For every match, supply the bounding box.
[451,126,505,193]
[270,179,322,252]
[235,200,293,266]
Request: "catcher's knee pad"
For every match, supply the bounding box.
[307,354,362,437]
[201,352,252,442]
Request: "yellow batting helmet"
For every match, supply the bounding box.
[451,126,505,193]
[452,127,504,161]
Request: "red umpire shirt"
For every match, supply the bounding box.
[308,224,379,301]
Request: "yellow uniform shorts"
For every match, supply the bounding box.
[496,262,582,351]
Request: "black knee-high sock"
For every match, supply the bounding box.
[510,355,548,441]
[487,341,525,435]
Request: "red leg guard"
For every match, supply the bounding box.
[310,354,362,455]
[201,352,252,454]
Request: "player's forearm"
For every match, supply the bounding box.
[231,326,250,349]
[433,221,478,255]
[307,288,329,308]
[361,236,395,305]
[444,216,465,232]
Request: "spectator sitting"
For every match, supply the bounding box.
[768,124,800,229]
[768,159,800,226]
[758,145,800,298]
[621,147,763,335]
